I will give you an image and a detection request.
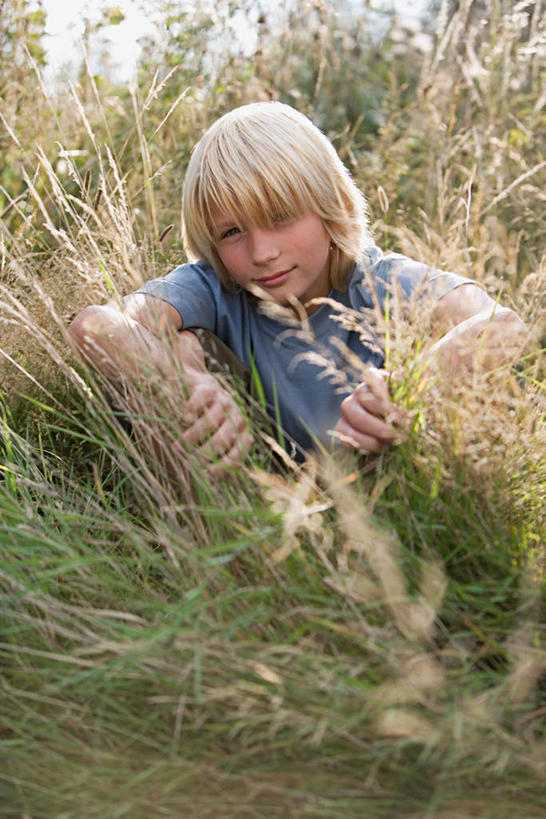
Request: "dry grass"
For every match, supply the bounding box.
[0,1,544,816]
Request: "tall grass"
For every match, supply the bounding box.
[0,1,544,816]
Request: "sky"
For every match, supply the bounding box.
[39,0,430,84]
[41,0,151,82]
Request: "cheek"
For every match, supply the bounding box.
[310,229,330,266]
[216,243,235,266]
[217,245,245,280]
[306,220,330,254]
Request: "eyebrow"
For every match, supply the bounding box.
[213,219,234,231]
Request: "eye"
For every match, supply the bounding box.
[218,225,241,241]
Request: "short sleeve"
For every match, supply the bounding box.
[136,261,219,331]
[357,246,474,312]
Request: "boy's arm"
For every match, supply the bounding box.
[68,295,253,471]
[425,283,529,374]
[333,283,529,454]
[69,294,183,380]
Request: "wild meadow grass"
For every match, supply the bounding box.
[1,1,545,816]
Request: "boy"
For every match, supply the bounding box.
[68,102,528,469]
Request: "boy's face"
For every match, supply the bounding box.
[211,208,331,312]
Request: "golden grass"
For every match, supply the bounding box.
[0,1,544,816]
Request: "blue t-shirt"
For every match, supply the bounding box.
[138,245,471,459]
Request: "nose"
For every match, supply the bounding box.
[248,227,280,266]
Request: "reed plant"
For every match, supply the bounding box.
[0,1,544,816]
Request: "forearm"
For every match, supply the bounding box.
[68,304,205,385]
[426,306,529,375]
[68,303,253,471]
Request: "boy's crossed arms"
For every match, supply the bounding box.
[69,282,528,472]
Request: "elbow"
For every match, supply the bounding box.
[498,307,529,351]
[67,304,127,376]
[486,307,530,367]
[68,305,107,354]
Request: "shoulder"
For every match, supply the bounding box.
[350,244,474,308]
[139,259,220,293]
[432,282,516,327]
[135,260,228,310]
[129,260,234,333]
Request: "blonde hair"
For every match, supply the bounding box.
[182,101,372,291]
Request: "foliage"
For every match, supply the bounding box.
[360,0,546,287]
[0,0,544,816]
[0,0,48,215]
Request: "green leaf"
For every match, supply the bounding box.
[103,7,126,26]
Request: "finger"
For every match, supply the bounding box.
[354,380,392,411]
[361,367,391,401]
[340,395,399,442]
[361,372,414,428]
[182,401,227,445]
[195,417,246,460]
[184,400,247,448]
[332,418,387,453]
[183,379,241,420]
[354,380,382,403]
[353,385,410,428]
[206,430,254,475]
[183,382,218,422]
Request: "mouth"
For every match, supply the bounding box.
[256,267,294,288]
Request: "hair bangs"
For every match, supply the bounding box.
[201,140,312,235]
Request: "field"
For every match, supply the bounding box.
[0,1,544,816]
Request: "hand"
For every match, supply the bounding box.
[179,369,253,473]
[332,368,410,454]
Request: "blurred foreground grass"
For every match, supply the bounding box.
[0,1,544,816]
